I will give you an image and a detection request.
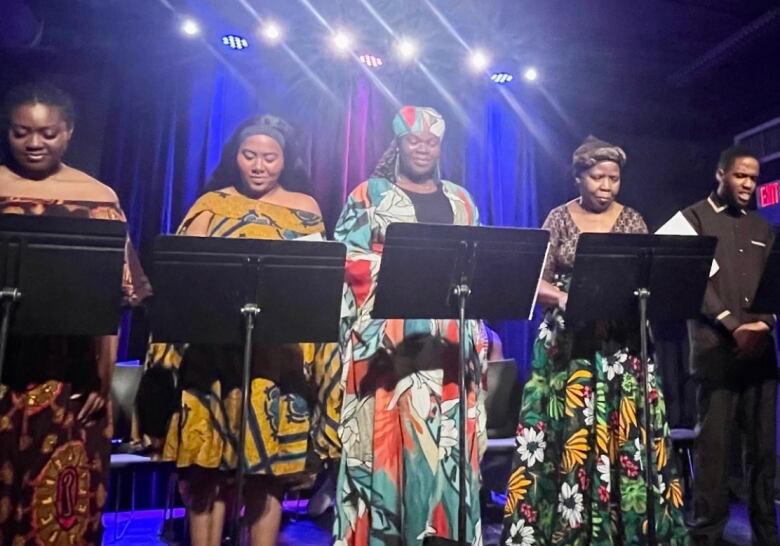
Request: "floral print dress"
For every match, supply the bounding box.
[333,176,488,546]
[502,203,687,546]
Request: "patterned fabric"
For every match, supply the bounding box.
[392,105,446,139]
[502,203,687,546]
[0,196,149,546]
[146,190,342,476]
[333,176,488,546]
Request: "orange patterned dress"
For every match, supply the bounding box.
[0,194,150,546]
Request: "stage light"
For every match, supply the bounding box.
[523,66,539,82]
[359,54,383,68]
[260,21,283,44]
[468,50,489,72]
[222,34,249,51]
[331,30,353,52]
[490,72,514,84]
[396,38,418,61]
[180,18,201,37]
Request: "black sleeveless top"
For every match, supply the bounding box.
[404,185,454,224]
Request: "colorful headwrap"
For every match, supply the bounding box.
[571,135,627,176]
[392,106,446,139]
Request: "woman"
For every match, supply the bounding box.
[501,136,686,545]
[334,106,488,546]
[144,115,341,546]
[0,82,150,545]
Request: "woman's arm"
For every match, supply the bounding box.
[537,279,567,310]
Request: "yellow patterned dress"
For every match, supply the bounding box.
[145,190,341,481]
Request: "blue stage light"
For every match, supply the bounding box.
[523,66,539,82]
[490,72,514,84]
[180,18,201,37]
[222,34,249,51]
[359,54,383,68]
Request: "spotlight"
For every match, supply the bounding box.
[523,66,539,82]
[180,18,201,37]
[396,38,418,60]
[468,49,490,72]
[260,21,283,44]
[331,30,353,52]
[359,54,383,68]
[490,72,514,84]
[222,34,249,50]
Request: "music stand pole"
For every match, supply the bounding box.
[230,303,261,545]
[453,282,470,546]
[0,288,21,380]
[635,287,656,546]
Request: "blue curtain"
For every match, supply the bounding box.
[462,91,540,375]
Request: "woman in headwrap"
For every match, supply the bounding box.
[333,106,488,546]
[501,137,687,545]
[142,115,341,546]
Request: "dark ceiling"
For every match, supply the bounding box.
[2,0,780,138]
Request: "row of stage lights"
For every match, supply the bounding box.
[179,17,540,84]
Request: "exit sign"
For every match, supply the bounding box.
[758,180,780,208]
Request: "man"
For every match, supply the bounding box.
[683,145,778,545]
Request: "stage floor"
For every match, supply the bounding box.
[101,501,779,545]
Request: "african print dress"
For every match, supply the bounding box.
[0,196,150,546]
[502,204,687,546]
[333,177,489,546]
[145,190,342,480]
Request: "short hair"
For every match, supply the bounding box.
[1,82,76,129]
[718,145,758,172]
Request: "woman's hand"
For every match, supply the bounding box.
[557,291,568,312]
[77,391,107,423]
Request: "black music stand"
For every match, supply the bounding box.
[0,215,127,380]
[750,235,780,315]
[566,233,717,546]
[372,223,549,546]
[149,235,345,545]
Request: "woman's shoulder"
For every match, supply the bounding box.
[542,202,571,226]
[441,179,475,202]
[619,204,647,225]
[281,191,322,217]
[616,204,648,233]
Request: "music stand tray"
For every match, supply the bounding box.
[372,222,549,546]
[149,235,345,545]
[566,233,717,545]
[0,214,127,378]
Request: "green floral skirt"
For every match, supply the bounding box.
[501,313,688,545]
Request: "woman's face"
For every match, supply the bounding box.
[236,134,285,196]
[398,128,441,181]
[576,160,621,212]
[7,102,72,179]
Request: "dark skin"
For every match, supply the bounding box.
[396,128,441,194]
[715,156,771,357]
[7,101,73,180]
